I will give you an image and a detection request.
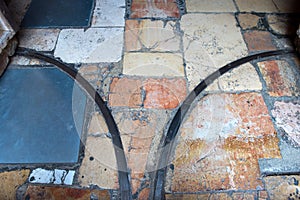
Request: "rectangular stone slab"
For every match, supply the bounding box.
[0,67,86,163]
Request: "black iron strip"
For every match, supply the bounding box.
[15,48,132,200]
[152,49,295,199]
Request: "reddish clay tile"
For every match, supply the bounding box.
[109,77,143,107]
[138,188,150,200]
[23,185,110,200]
[130,0,180,18]
[243,31,276,52]
[258,60,300,96]
[144,78,187,109]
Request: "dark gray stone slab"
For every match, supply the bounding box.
[0,67,86,163]
[21,0,94,28]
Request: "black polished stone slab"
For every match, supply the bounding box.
[21,0,94,28]
[0,67,86,163]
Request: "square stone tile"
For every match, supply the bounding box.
[123,52,184,76]
[78,136,118,189]
[186,0,236,12]
[170,93,281,192]
[18,29,60,51]
[257,60,300,96]
[109,77,143,107]
[125,20,180,52]
[54,28,124,63]
[143,78,187,109]
[235,0,278,12]
[130,0,180,18]
[243,31,276,52]
[92,0,125,27]
[181,14,248,91]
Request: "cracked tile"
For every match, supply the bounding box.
[123,52,184,76]
[181,14,248,91]
[257,60,300,96]
[28,168,75,185]
[235,0,278,12]
[18,29,60,51]
[125,20,180,52]
[92,0,125,27]
[186,0,236,12]
[54,28,124,63]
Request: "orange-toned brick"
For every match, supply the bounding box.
[138,188,150,200]
[109,77,143,107]
[144,78,187,109]
[130,0,180,18]
[243,31,276,52]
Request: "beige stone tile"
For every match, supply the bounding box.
[125,20,180,52]
[78,136,118,189]
[264,176,300,199]
[87,112,109,136]
[237,13,261,30]
[18,29,60,51]
[123,52,184,77]
[9,55,50,65]
[181,14,248,91]
[235,0,278,12]
[0,170,30,200]
[186,0,236,12]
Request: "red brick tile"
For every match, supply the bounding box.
[258,60,300,96]
[130,0,180,18]
[243,31,276,52]
[144,78,187,109]
[23,185,111,200]
[109,77,143,107]
[138,188,150,200]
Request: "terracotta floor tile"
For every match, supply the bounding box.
[143,78,187,109]
[235,0,278,12]
[109,77,143,107]
[243,31,277,52]
[123,52,184,77]
[125,20,180,52]
[130,0,180,18]
[186,0,236,12]
[257,60,300,96]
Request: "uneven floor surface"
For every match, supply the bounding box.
[1,0,300,199]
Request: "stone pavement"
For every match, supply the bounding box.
[1,0,300,199]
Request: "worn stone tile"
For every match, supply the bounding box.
[237,13,261,30]
[144,78,187,109]
[258,191,269,199]
[257,60,300,96]
[130,0,180,18]
[28,168,75,185]
[125,20,180,52]
[92,0,125,27]
[0,170,30,200]
[109,77,143,107]
[181,14,248,91]
[123,52,184,76]
[87,112,109,136]
[264,176,300,200]
[186,0,236,12]
[231,192,256,200]
[18,29,60,51]
[272,0,300,13]
[78,136,118,189]
[54,28,124,63]
[243,31,276,52]
[235,0,278,12]
[9,55,51,66]
[23,185,111,200]
[170,93,281,192]
[218,63,262,92]
[267,15,298,36]
[272,101,300,147]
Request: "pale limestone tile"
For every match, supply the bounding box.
[54,28,123,63]
[218,63,262,92]
[78,136,118,189]
[186,0,236,12]
[181,14,248,91]
[123,52,184,77]
[92,0,125,27]
[125,20,180,52]
[18,29,60,51]
[235,0,278,12]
